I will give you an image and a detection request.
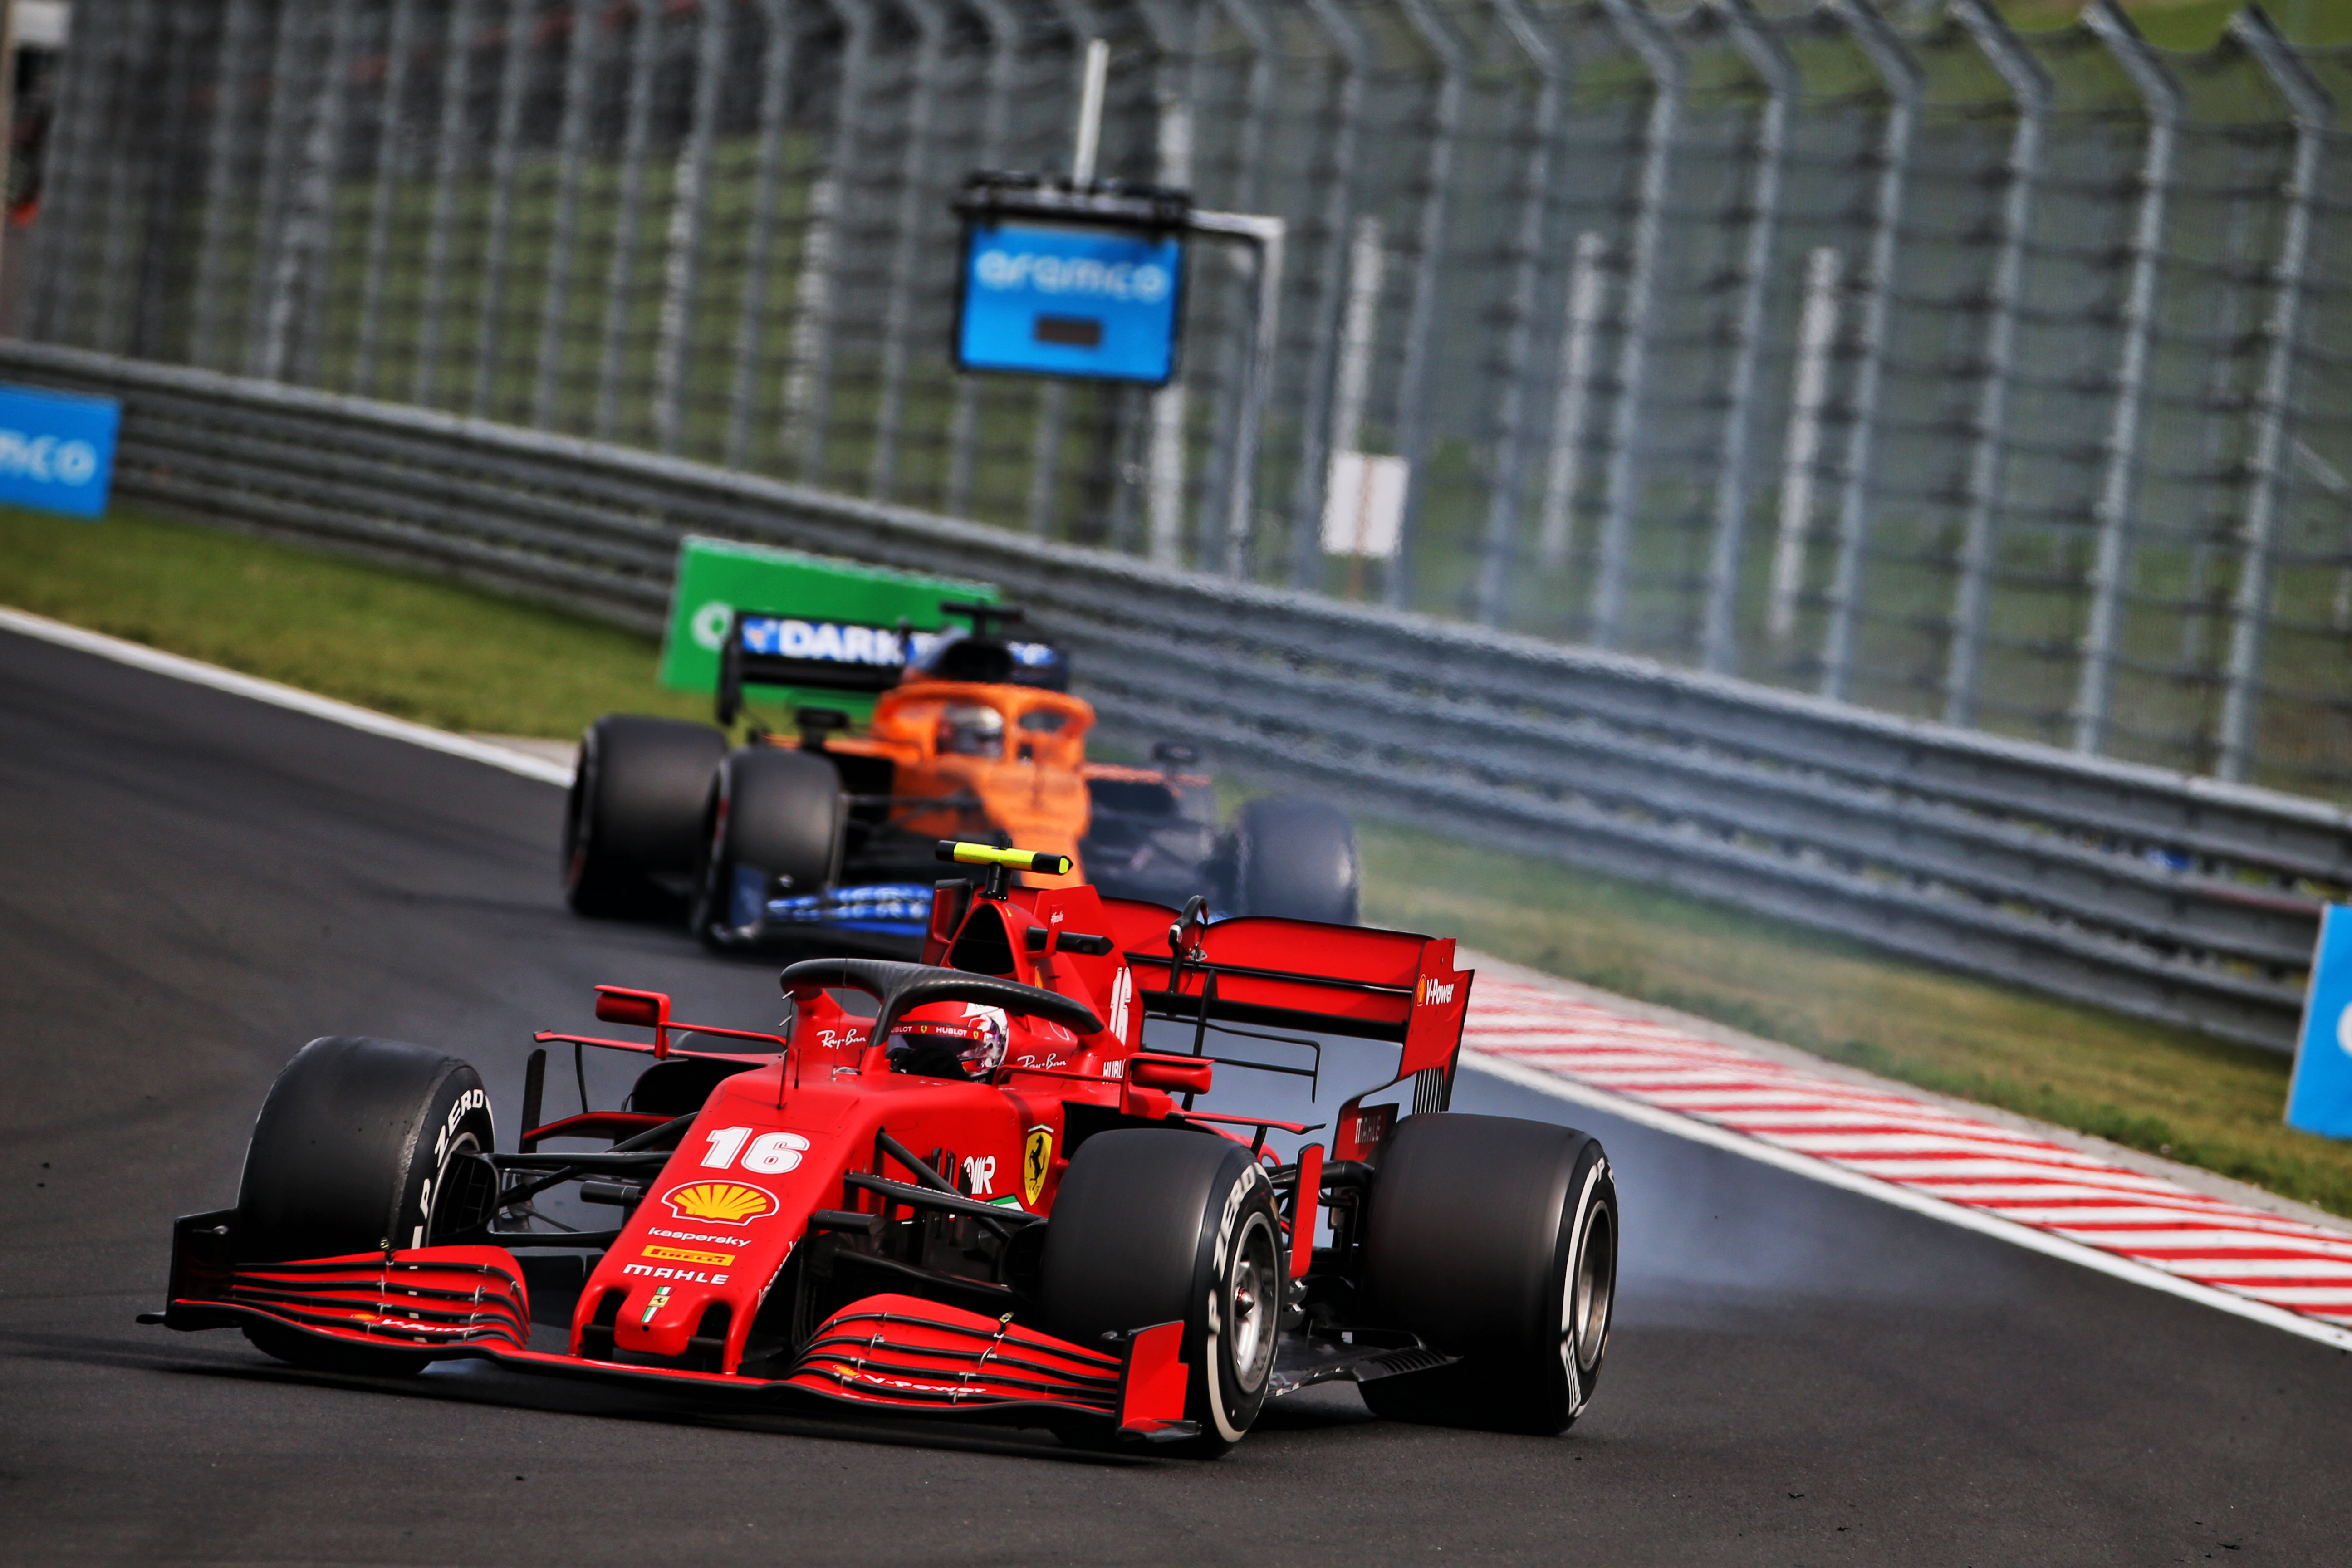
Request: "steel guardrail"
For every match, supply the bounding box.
[5,339,2343,1052]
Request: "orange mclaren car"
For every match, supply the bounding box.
[562,602,1358,954]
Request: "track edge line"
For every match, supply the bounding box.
[0,604,575,787]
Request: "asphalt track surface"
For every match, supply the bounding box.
[6,625,2352,1566]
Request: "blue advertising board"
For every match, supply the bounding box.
[0,382,119,517]
[955,220,1184,384]
[2285,906,2352,1138]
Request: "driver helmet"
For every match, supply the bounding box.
[937,702,1004,758]
[887,1001,1010,1080]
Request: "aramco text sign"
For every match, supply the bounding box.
[952,176,1190,387]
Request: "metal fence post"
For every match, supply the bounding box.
[1382,0,1469,611]
[1143,0,1196,567]
[593,0,662,443]
[90,0,160,358]
[1287,0,1374,590]
[1205,213,1284,578]
[789,0,877,485]
[1326,212,1383,514]
[412,0,484,407]
[2071,0,2181,755]
[1700,0,1795,673]
[353,0,421,398]
[22,0,106,341]
[1186,0,1275,570]
[1770,245,1839,644]
[292,0,368,388]
[243,1,315,380]
[2216,6,2332,784]
[724,0,801,471]
[1536,230,1607,574]
[471,0,538,419]
[2180,178,2256,673]
[1816,0,1920,702]
[185,0,264,368]
[1941,0,2051,727]
[870,0,948,499]
[534,0,606,429]
[260,0,358,378]
[946,0,1037,516]
[42,0,112,346]
[1588,0,1683,650]
[653,0,732,456]
[1474,0,1566,629]
[1020,19,1094,539]
[124,0,203,360]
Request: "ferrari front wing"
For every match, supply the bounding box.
[142,1216,1195,1443]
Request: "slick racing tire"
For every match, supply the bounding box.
[234,1036,500,1377]
[564,715,726,918]
[1230,796,1359,925]
[1357,1112,1617,1435]
[690,746,844,948]
[1040,1129,1284,1456]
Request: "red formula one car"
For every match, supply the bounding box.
[145,843,1617,1451]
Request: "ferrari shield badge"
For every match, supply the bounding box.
[1023,1127,1054,1207]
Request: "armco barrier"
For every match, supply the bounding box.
[4,339,2345,1052]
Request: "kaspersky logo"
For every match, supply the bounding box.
[662,1181,777,1224]
[1416,977,1456,1007]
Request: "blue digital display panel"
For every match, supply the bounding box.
[956,221,1184,384]
[0,383,119,518]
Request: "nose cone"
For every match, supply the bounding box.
[615,1279,708,1359]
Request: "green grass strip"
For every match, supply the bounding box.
[0,503,706,736]
[8,501,2351,1217]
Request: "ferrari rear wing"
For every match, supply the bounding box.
[1096,899,1473,1160]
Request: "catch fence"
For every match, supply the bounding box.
[5,338,2348,1054]
[20,0,2352,798]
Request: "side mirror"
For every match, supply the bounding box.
[1168,894,1210,960]
[1128,1054,1214,1095]
[594,989,666,1028]
[594,986,673,1057]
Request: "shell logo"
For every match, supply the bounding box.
[662,1181,778,1224]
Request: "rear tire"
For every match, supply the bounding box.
[1230,797,1359,924]
[1357,1113,1617,1434]
[564,715,726,918]
[1039,1129,1283,1455]
[234,1036,499,1377]
[690,746,845,947]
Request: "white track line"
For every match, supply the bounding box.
[10,602,2347,1351]
[0,606,573,787]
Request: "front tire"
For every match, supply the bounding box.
[1229,797,1359,924]
[690,746,845,947]
[564,715,726,918]
[1039,1129,1284,1455]
[1357,1113,1617,1434]
[234,1036,499,1376]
